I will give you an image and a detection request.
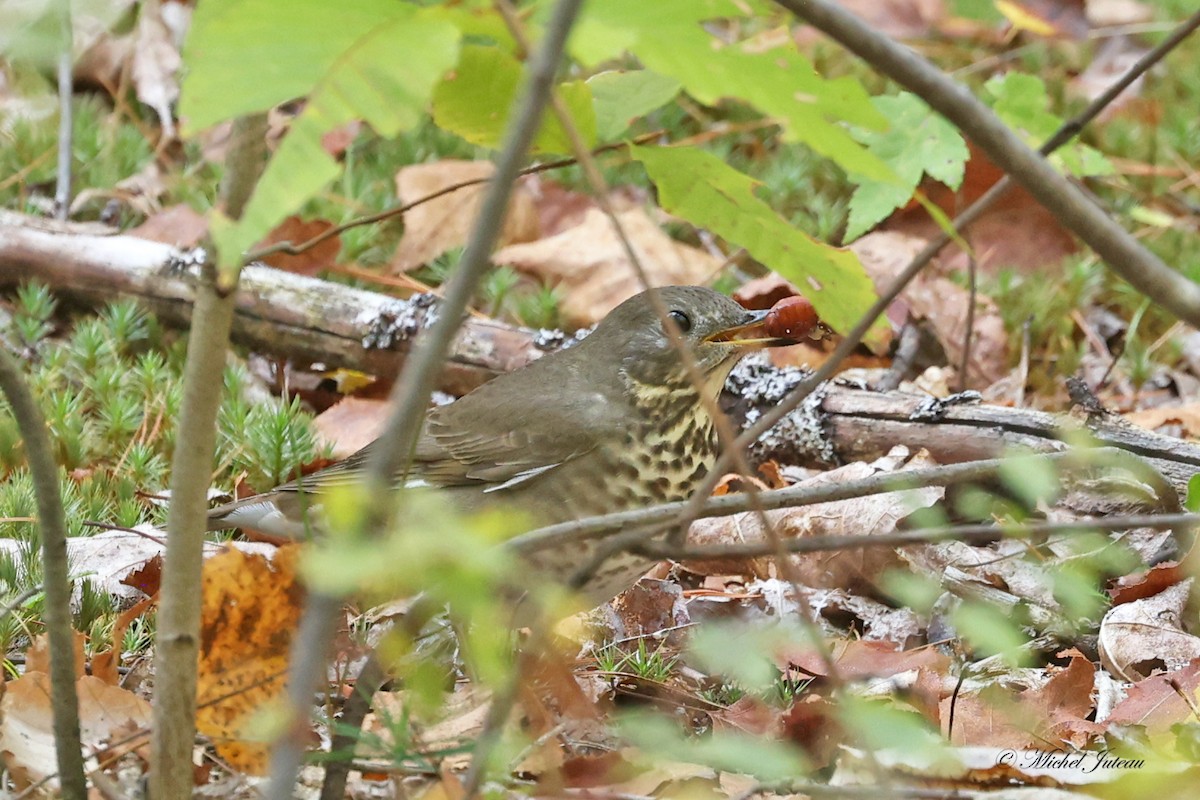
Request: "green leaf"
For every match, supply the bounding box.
[1187,473,1200,512]
[620,712,809,780]
[180,0,411,132]
[574,0,894,182]
[839,695,947,757]
[432,45,596,154]
[985,73,1113,178]
[951,601,1032,667]
[998,452,1061,509]
[588,70,681,140]
[845,93,969,241]
[879,571,942,615]
[632,144,885,344]
[688,621,803,692]
[207,11,460,268]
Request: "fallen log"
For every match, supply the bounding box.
[0,211,559,396]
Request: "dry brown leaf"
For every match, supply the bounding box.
[832,0,946,38]
[256,216,341,275]
[781,694,842,769]
[1125,403,1200,439]
[1098,579,1200,682]
[72,2,139,89]
[606,579,689,641]
[1069,36,1149,120]
[25,631,85,678]
[313,397,390,458]
[365,686,491,765]
[195,545,306,775]
[120,553,164,598]
[784,638,950,682]
[390,160,538,273]
[0,672,151,790]
[1103,657,1200,733]
[128,203,209,247]
[1108,561,1186,605]
[942,681,1046,748]
[493,207,722,326]
[685,448,943,591]
[1040,649,1099,747]
[852,230,1009,386]
[883,143,1078,275]
[92,596,156,686]
[131,0,186,139]
[1087,0,1154,27]
[529,180,646,237]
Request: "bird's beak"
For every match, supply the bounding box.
[704,310,797,348]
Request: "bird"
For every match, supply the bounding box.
[207,286,799,605]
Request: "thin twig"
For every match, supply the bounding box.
[0,349,86,797]
[957,251,977,393]
[511,448,1132,555]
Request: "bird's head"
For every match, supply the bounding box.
[589,286,797,391]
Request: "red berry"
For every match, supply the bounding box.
[765,295,819,339]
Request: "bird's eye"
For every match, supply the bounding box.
[667,310,692,333]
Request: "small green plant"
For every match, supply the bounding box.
[513,285,561,330]
[595,637,679,683]
[11,283,57,347]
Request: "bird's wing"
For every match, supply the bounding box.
[416,370,624,488]
[274,355,627,494]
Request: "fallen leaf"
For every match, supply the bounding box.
[313,397,390,458]
[92,596,156,686]
[390,160,539,273]
[131,0,187,139]
[120,553,164,598]
[493,207,722,326]
[25,632,85,678]
[883,143,1078,275]
[852,230,1009,387]
[1108,561,1187,606]
[1098,579,1200,682]
[783,638,950,682]
[529,180,647,237]
[1103,657,1200,733]
[195,545,307,774]
[0,672,151,790]
[1125,404,1200,439]
[256,216,341,275]
[128,203,209,247]
[832,0,947,39]
[606,579,690,641]
[781,694,842,769]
